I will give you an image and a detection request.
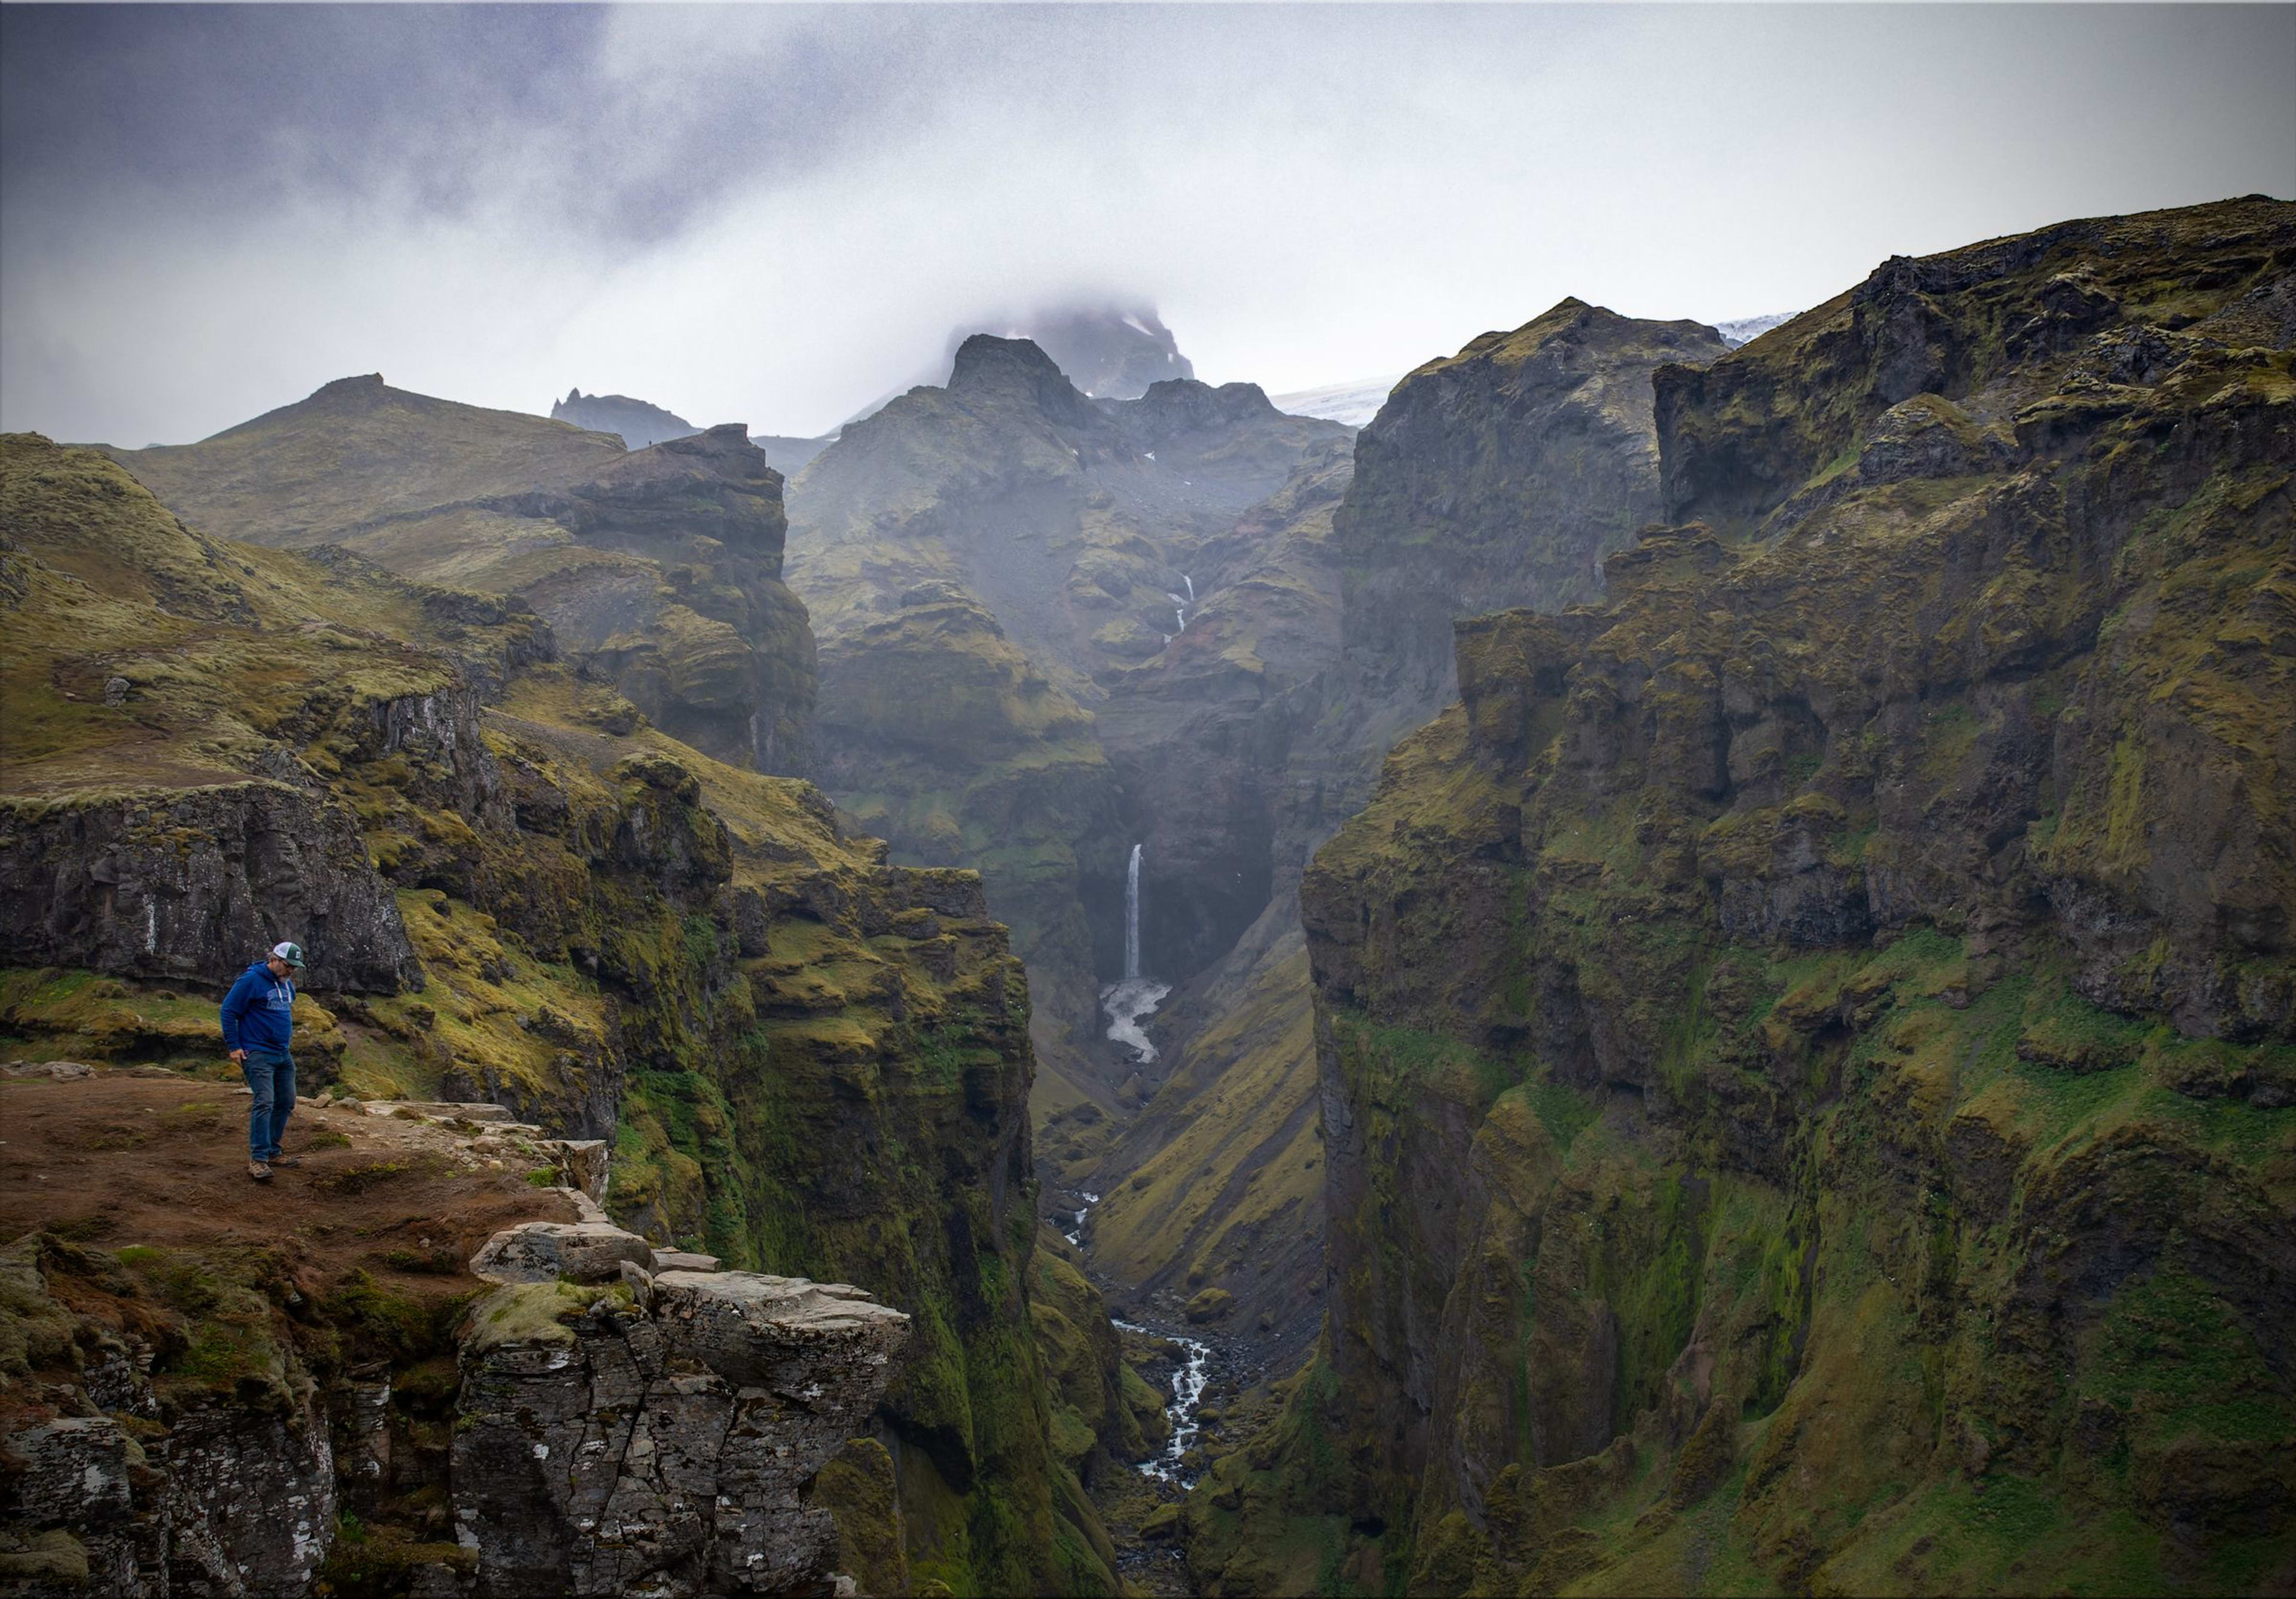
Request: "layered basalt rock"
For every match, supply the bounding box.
[1,1255,340,1599]
[1083,309,1730,1351]
[1092,437,1357,982]
[1333,297,1729,726]
[454,1270,909,1597]
[1193,197,2296,1596]
[0,1223,908,1599]
[476,422,818,773]
[0,783,419,994]
[805,582,1121,1099]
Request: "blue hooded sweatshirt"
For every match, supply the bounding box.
[219,960,297,1055]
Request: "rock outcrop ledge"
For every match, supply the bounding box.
[455,1222,908,1598]
[2,1200,908,1598]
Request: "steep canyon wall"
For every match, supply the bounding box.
[1189,196,2296,1597]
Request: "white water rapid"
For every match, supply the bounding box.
[1101,843,1170,1063]
[1113,1320,1214,1484]
[1062,1190,1101,1248]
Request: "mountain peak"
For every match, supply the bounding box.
[945,303,1193,399]
[945,335,1100,426]
[551,388,697,449]
[949,332,1067,386]
[309,373,390,408]
[1125,378,1278,432]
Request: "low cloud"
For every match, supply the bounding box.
[4,5,2291,445]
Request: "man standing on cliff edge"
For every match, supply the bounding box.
[221,941,306,1183]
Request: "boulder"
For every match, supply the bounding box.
[468,1220,657,1284]
[1,1060,94,1081]
[534,1136,610,1198]
[1184,1287,1235,1324]
[1138,1502,1184,1541]
[654,1250,721,1273]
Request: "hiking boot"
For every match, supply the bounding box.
[248,1160,272,1182]
[268,1155,303,1168]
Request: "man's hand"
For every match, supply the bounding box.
[230,1048,249,1064]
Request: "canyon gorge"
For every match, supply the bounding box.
[4,195,2292,1598]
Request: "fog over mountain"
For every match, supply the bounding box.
[3,5,2290,447]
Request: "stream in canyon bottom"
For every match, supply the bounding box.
[1112,1318,1215,1484]
[1057,1186,1223,1484]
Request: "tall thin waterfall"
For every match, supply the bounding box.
[1123,843,1143,979]
[1104,843,1165,1063]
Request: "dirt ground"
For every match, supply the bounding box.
[0,1067,577,1300]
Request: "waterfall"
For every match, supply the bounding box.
[1123,843,1143,980]
[1183,574,1195,602]
[1104,843,1167,1061]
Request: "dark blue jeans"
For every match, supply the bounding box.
[243,1050,296,1161]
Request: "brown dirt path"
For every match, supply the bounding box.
[0,1069,577,1293]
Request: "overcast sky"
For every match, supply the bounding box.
[3,4,2290,446]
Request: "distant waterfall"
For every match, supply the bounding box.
[1183,574,1195,603]
[1123,843,1143,979]
[1104,843,1167,1063]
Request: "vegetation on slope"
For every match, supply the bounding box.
[1083,306,1735,1359]
[1085,930,1326,1350]
[105,373,624,544]
[1194,196,2296,1595]
[0,432,1139,1595]
[104,377,816,776]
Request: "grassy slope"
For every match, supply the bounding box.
[1086,930,1325,1342]
[96,378,817,781]
[102,374,622,545]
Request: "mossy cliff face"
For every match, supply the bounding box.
[805,576,1122,1115]
[1335,299,1728,725]
[106,380,816,777]
[1,433,1116,1594]
[1091,437,1357,985]
[1195,198,2296,1595]
[1030,1225,1173,1488]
